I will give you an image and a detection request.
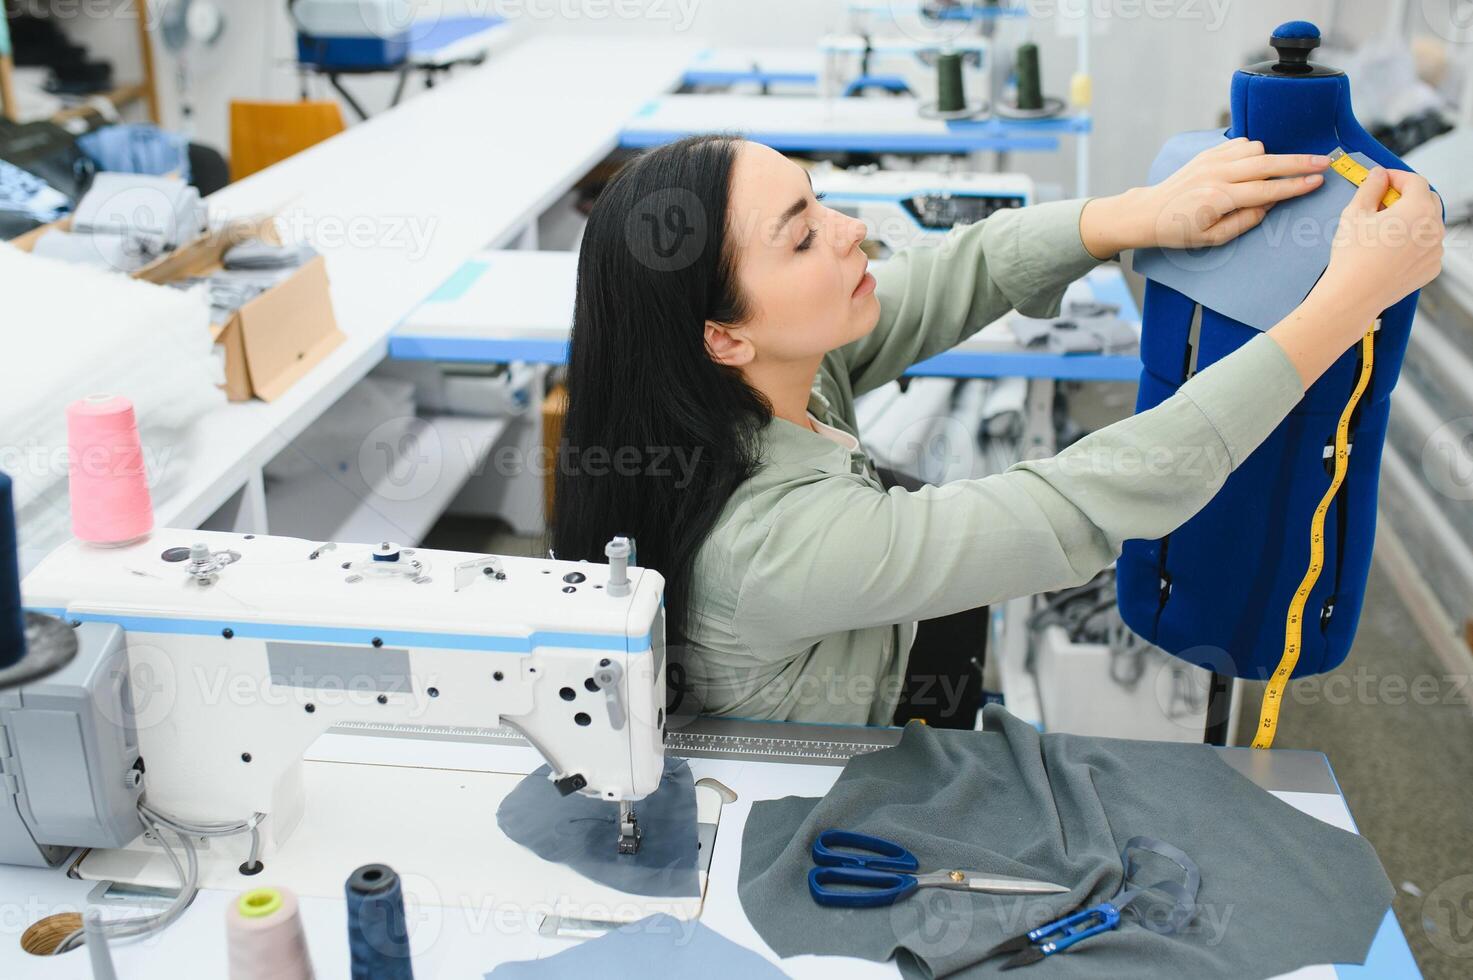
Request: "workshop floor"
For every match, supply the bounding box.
[427,516,1473,978]
[1232,560,1473,980]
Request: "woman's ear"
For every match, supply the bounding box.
[704,320,754,368]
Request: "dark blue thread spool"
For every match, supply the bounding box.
[346,863,415,980]
[1,473,25,672]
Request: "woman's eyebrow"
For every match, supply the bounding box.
[767,172,818,244]
[774,197,809,234]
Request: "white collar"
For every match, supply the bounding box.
[806,412,859,451]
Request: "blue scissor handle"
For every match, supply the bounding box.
[811,830,920,872]
[1028,902,1122,955]
[808,866,920,908]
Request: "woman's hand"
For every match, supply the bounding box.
[1079,138,1330,259]
[1270,166,1444,386]
[1314,167,1444,324]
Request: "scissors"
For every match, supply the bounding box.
[807,830,1071,909]
[980,836,1201,970]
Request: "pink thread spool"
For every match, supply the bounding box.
[66,395,153,544]
[227,886,315,980]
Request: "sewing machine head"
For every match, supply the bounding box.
[809,165,1034,254]
[4,530,666,866]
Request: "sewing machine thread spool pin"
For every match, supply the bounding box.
[605,537,632,597]
[185,542,239,587]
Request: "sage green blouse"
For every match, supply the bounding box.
[682,199,1305,725]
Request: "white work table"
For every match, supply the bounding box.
[135,34,697,540]
[391,249,1141,382]
[683,46,823,89]
[621,93,1092,155]
[0,726,1419,978]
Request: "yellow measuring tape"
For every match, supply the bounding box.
[1327,148,1401,206]
[1251,148,1396,749]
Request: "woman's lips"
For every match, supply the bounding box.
[853,267,876,298]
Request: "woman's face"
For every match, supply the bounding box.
[708,142,879,368]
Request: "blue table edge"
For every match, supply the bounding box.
[391,266,1143,382]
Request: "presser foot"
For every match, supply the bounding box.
[617,802,642,855]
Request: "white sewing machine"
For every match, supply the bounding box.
[817,34,991,104]
[3,529,668,894]
[811,164,1034,253]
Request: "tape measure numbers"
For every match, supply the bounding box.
[1326,148,1402,207]
[1252,146,1394,749]
[1251,324,1375,749]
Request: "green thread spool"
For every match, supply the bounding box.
[936,52,966,113]
[1015,42,1043,110]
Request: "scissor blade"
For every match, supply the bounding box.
[963,876,1071,895]
[1000,944,1049,970]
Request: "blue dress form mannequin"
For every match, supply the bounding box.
[1116,22,1421,700]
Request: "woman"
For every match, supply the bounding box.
[553,135,1442,727]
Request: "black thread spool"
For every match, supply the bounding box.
[1015,42,1043,111]
[936,52,966,114]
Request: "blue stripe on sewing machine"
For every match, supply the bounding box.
[26,608,653,654]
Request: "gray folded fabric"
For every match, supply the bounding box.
[164,267,298,322]
[1045,315,1139,355]
[222,239,317,270]
[1006,315,1055,349]
[1043,320,1104,353]
[1008,312,1138,355]
[29,228,157,272]
[72,172,205,250]
[738,705,1392,979]
[1075,314,1140,354]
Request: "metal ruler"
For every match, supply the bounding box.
[1252,146,1391,749]
[332,716,901,766]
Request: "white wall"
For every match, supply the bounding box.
[53,1,1424,196]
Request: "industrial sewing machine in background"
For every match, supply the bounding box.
[2,529,673,909]
[290,0,416,70]
[817,34,990,104]
[809,163,1034,254]
[287,0,510,119]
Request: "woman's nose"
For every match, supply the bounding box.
[839,213,867,250]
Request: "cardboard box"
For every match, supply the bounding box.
[138,224,344,401]
[12,217,344,402]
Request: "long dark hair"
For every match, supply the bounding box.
[552,135,770,643]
